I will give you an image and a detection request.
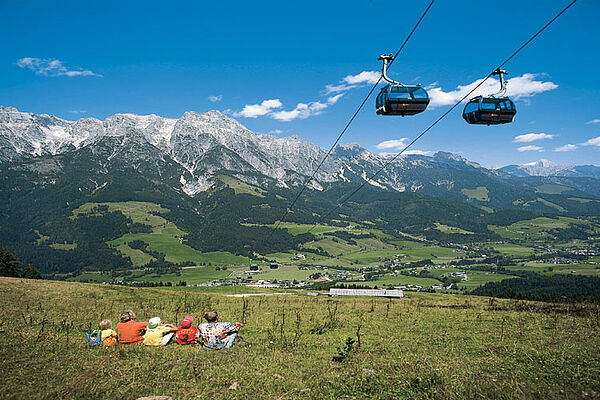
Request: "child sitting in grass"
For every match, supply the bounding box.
[175,316,199,345]
[142,317,177,346]
[99,319,118,346]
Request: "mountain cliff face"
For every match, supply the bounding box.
[1,106,599,212]
[0,106,500,195]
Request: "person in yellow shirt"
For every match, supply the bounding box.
[142,317,177,346]
[99,319,118,346]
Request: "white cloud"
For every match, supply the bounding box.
[234,99,282,118]
[269,129,284,134]
[69,110,87,114]
[324,70,380,94]
[324,83,356,94]
[517,145,544,152]
[327,94,344,104]
[554,144,578,152]
[583,136,600,147]
[586,119,600,125]
[16,57,101,77]
[427,73,557,108]
[343,71,380,85]
[269,94,343,122]
[236,69,376,121]
[376,138,409,150]
[513,133,555,143]
[207,95,222,102]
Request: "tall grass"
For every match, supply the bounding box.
[0,278,599,399]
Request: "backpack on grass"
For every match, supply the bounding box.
[85,330,103,347]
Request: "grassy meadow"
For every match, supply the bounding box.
[73,201,250,267]
[1,278,599,399]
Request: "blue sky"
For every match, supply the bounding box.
[1,0,599,167]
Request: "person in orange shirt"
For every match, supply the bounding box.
[116,310,147,345]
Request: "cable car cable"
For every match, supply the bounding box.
[307,0,577,233]
[266,0,436,241]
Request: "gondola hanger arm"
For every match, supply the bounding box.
[378,53,404,86]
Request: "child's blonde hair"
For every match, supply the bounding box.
[99,319,112,330]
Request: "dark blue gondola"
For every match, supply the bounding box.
[462,96,516,125]
[463,68,516,125]
[375,53,430,117]
[376,84,430,116]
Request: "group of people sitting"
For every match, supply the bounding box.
[97,310,243,350]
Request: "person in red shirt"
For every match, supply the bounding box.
[176,315,199,345]
[116,310,147,345]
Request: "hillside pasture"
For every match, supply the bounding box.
[109,233,249,265]
[489,216,592,241]
[534,184,572,194]
[461,186,489,201]
[490,243,535,257]
[251,265,317,281]
[73,201,250,266]
[216,175,266,197]
[1,278,598,399]
[504,263,600,277]
[434,223,474,235]
[362,274,443,287]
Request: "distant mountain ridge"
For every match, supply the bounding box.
[499,159,600,179]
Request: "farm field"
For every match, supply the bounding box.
[489,216,595,241]
[504,263,600,276]
[246,222,349,236]
[461,186,489,201]
[68,266,240,285]
[400,267,520,290]
[138,266,235,284]
[489,243,535,257]
[362,274,443,287]
[74,201,250,266]
[534,183,572,194]
[251,265,317,282]
[434,223,474,234]
[1,278,598,399]
[456,271,519,289]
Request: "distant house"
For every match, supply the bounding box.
[249,264,259,271]
[295,254,306,260]
[329,288,404,298]
[270,262,279,269]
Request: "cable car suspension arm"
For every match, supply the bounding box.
[491,68,508,97]
[378,54,403,86]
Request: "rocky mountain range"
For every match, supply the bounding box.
[0,106,536,194]
[2,105,599,211]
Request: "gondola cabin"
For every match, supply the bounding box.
[462,96,516,125]
[376,84,430,116]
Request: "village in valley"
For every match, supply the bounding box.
[70,216,600,298]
